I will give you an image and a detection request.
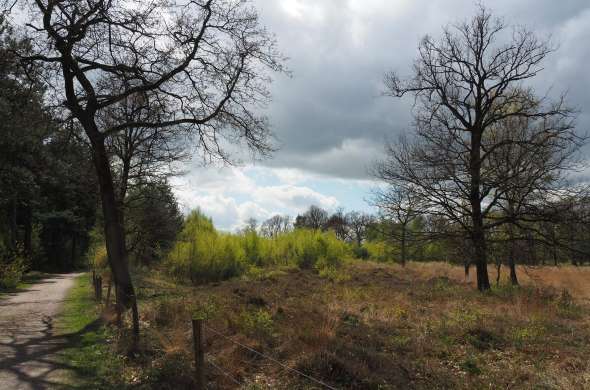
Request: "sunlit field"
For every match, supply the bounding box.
[69,260,589,389]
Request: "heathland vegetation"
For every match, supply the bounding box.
[1,1,590,389]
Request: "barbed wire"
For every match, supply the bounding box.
[204,324,338,390]
[207,358,242,386]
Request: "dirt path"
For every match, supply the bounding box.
[0,273,82,389]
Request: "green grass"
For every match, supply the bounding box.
[56,274,125,389]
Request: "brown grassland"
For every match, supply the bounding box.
[103,262,590,389]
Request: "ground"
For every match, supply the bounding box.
[108,261,590,389]
[0,273,81,389]
[6,263,590,389]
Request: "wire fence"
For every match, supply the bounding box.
[207,357,242,386]
[195,321,338,390]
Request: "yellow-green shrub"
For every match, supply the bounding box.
[0,255,26,290]
[166,229,246,283]
[364,241,395,262]
[165,210,352,284]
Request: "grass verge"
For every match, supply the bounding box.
[56,274,125,389]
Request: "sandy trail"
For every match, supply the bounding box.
[0,273,82,389]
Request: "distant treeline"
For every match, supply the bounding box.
[90,202,590,287]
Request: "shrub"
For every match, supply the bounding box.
[352,245,370,260]
[237,309,275,341]
[165,210,353,284]
[0,244,28,291]
[364,241,395,262]
[0,256,26,290]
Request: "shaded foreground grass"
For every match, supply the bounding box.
[55,274,125,389]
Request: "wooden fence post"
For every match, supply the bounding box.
[96,276,102,302]
[192,319,205,389]
[105,281,112,306]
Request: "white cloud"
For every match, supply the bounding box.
[253,184,338,211]
[280,0,325,23]
[171,164,340,230]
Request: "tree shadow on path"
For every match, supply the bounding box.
[0,314,103,389]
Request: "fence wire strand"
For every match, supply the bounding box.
[204,324,338,390]
[207,358,242,386]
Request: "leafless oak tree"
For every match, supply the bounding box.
[380,6,578,290]
[3,0,285,337]
[260,214,291,238]
[345,211,374,247]
[371,185,421,266]
[295,205,329,231]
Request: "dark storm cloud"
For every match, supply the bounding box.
[252,0,590,180]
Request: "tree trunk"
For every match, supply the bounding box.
[400,224,407,267]
[469,129,490,291]
[71,233,77,269]
[507,235,519,286]
[23,204,32,257]
[9,196,17,248]
[89,135,139,341]
[506,211,519,286]
[472,230,490,291]
[509,256,518,286]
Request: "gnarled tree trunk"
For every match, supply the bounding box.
[89,133,139,340]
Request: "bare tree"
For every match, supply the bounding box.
[295,205,329,231]
[485,110,582,284]
[4,0,285,337]
[260,214,291,238]
[380,6,576,291]
[371,185,421,266]
[345,211,374,247]
[243,217,258,233]
[325,208,349,241]
[102,92,189,204]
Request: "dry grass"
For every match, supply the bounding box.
[117,261,590,389]
[408,262,590,302]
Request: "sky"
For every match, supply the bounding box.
[173,0,590,231]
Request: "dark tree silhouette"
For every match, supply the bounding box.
[295,205,329,231]
[345,211,374,247]
[380,6,578,290]
[3,0,285,337]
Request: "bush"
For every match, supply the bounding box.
[0,247,27,291]
[352,245,370,260]
[237,309,275,340]
[165,210,353,284]
[364,241,395,262]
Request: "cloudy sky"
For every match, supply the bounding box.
[173,0,590,231]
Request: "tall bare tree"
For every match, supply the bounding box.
[345,211,374,247]
[295,205,329,231]
[371,185,421,266]
[4,0,285,336]
[484,110,583,284]
[326,208,349,241]
[260,214,291,238]
[380,6,577,290]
